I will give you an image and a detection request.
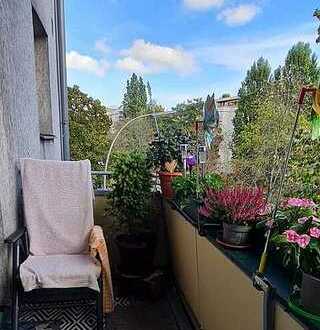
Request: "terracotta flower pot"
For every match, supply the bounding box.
[159,172,182,199]
[301,272,320,315]
[222,222,253,246]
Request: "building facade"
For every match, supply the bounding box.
[0,0,68,305]
[216,96,239,173]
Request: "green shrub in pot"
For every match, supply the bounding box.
[148,126,190,199]
[110,150,155,276]
[172,172,224,208]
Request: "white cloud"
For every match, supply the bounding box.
[195,30,316,71]
[95,39,111,55]
[184,0,224,11]
[116,57,148,73]
[66,51,109,77]
[217,4,260,26]
[116,39,196,75]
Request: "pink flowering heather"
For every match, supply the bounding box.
[286,198,316,209]
[284,230,299,243]
[258,203,273,216]
[310,227,320,238]
[296,234,311,249]
[204,186,265,224]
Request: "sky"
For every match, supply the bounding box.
[65,0,320,109]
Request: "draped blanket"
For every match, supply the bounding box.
[89,226,114,313]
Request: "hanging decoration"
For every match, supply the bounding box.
[203,93,220,149]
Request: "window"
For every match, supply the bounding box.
[32,9,53,137]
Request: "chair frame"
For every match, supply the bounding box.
[5,227,104,330]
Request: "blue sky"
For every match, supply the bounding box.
[65,0,320,109]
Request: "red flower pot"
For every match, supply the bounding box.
[159,172,182,199]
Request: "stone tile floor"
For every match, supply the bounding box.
[2,287,193,330]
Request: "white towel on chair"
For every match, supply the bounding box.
[20,158,94,256]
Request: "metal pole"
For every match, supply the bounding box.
[103,111,175,189]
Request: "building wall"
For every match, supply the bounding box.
[217,105,236,173]
[0,0,63,304]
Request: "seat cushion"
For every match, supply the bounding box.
[20,255,101,292]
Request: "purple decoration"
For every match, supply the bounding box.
[186,154,196,170]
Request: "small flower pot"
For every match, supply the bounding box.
[159,171,182,199]
[222,222,253,246]
[301,272,320,315]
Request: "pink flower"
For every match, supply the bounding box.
[309,227,320,238]
[199,205,210,218]
[286,198,316,209]
[312,216,320,223]
[258,203,272,216]
[296,234,311,249]
[298,217,308,224]
[266,220,274,228]
[284,230,299,243]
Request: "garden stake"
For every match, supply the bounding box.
[253,86,317,330]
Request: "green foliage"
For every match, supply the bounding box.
[149,125,191,171]
[111,150,152,233]
[122,73,148,118]
[233,57,271,150]
[149,98,204,171]
[232,43,320,201]
[68,85,112,170]
[172,172,224,207]
[170,98,203,137]
[221,93,231,98]
[284,42,320,84]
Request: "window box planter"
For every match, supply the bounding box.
[301,272,320,315]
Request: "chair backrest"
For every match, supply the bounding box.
[21,159,94,255]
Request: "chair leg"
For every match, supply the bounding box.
[11,243,19,330]
[97,276,104,330]
[11,289,19,330]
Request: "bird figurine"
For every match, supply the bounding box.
[203,93,220,149]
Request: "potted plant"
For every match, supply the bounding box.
[200,186,265,246]
[149,126,190,199]
[172,171,224,209]
[271,198,320,314]
[111,150,155,277]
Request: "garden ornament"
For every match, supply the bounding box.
[203,93,219,149]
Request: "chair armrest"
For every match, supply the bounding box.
[5,227,26,245]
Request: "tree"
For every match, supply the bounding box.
[284,42,320,86]
[221,93,231,98]
[232,43,320,201]
[233,57,271,152]
[122,73,148,118]
[68,85,112,170]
